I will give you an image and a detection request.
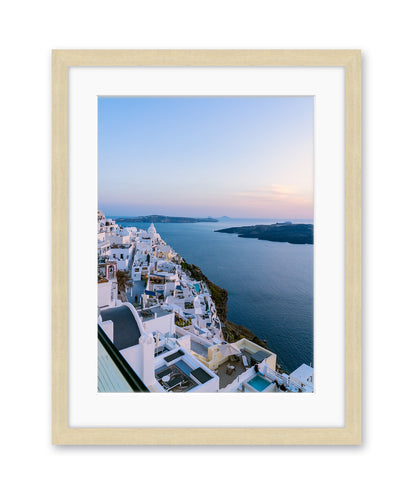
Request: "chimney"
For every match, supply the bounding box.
[137,333,155,387]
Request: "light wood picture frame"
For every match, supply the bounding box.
[52,49,361,445]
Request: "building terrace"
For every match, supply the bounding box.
[138,306,172,322]
[216,356,247,389]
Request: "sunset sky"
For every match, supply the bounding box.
[98,96,314,219]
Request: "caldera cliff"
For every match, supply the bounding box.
[180,260,268,349]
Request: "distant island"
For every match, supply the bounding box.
[114,215,218,224]
[215,222,313,245]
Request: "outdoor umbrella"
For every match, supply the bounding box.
[218,343,241,358]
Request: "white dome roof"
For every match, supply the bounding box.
[148,223,156,233]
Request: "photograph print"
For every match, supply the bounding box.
[97,96,314,394]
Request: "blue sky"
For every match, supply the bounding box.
[98,96,314,218]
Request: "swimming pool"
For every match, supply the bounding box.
[194,283,201,293]
[247,374,272,392]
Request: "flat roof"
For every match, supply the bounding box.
[155,362,197,392]
[290,363,313,380]
[138,306,171,322]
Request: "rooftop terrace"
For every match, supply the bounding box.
[138,306,172,322]
[155,360,197,392]
[216,356,247,389]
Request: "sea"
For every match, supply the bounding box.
[114,217,313,373]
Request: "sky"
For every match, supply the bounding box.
[98,96,314,219]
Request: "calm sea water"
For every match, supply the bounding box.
[114,218,313,373]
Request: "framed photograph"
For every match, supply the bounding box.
[52,50,361,445]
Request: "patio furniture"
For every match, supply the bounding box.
[242,355,249,368]
[218,343,242,358]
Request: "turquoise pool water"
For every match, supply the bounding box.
[247,374,272,392]
[194,283,201,293]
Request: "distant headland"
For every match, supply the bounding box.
[215,221,313,245]
[114,215,218,224]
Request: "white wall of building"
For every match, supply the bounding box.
[110,246,132,260]
[98,280,117,308]
[106,233,131,245]
[142,313,175,336]
[120,335,156,387]
[99,319,114,342]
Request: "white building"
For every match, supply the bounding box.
[98,303,219,393]
[289,363,314,392]
[109,244,133,270]
[97,213,313,393]
[97,231,110,260]
[98,261,118,309]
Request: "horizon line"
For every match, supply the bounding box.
[104,213,314,220]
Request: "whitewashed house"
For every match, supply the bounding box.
[98,261,118,309]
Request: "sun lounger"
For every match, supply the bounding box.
[242,355,249,368]
[166,374,185,390]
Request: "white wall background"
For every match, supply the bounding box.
[0,1,414,498]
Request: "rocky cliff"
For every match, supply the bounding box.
[180,260,268,349]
